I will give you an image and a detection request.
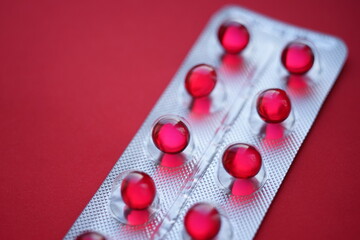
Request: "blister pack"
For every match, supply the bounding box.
[65,5,347,240]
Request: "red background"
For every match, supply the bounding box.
[0,0,359,239]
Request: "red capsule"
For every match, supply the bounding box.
[218,21,250,54]
[222,143,262,179]
[256,88,291,123]
[281,42,314,74]
[185,64,217,98]
[152,117,190,154]
[184,203,221,240]
[76,232,106,240]
[121,171,156,210]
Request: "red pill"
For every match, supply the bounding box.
[218,21,250,54]
[185,64,217,98]
[121,171,156,210]
[256,88,291,123]
[281,42,314,74]
[76,232,106,240]
[152,117,190,154]
[222,143,262,179]
[184,203,221,240]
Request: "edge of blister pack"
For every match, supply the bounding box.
[65,5,347,240]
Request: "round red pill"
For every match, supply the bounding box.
[184,203,221,240]
[281,42,314,74]
[185,64,217,98]
[121,171,156,210]
[76,232,106,240]
[222,143,262,179]
[256,88,291,123]
[152,117,190,154]
[218,21,250,54]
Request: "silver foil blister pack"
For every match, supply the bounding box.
[65,5,347,240]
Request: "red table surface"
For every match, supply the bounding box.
[0,0,359,239]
